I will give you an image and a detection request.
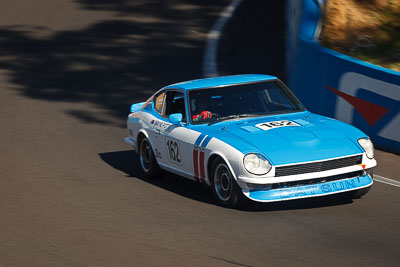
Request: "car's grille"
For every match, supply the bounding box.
[271,171,363,189]
[275,155,363,177]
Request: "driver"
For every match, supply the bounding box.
[193,110,212,122]
[192,96,213,122]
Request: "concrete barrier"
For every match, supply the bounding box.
[286,0,400,153]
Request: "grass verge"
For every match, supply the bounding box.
[320,0,400,71]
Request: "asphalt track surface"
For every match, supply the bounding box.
[0,1,399,266]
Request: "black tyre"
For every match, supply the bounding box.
[137,136,162,179]
[211,158,244,208]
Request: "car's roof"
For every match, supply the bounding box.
[163,74,277,91]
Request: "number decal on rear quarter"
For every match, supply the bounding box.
[255,120,300,131]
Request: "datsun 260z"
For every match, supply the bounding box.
[125,75,376,208]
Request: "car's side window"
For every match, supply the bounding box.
[164,91,187,123]
[154,92,166,114]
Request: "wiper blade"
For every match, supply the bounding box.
[208,114,264,125]
[208,115,238,125]
[238,113,260,118]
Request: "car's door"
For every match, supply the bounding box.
[146,91,166,160]
[153,90,194,178]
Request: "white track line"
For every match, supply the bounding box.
[203,0,244,77]
[374,175,400,188]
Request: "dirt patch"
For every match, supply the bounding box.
[320,0,400,71]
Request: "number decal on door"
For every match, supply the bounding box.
[166,137,183,165]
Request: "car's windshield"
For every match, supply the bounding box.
[188,80,305,124]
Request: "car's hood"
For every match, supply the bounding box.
[198,111,366,165]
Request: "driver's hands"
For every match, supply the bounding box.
[193,110,212,122]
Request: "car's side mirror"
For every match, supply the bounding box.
[169,113,183,125]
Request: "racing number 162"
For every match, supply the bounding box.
[166,138,182,164]
[262,120,296,128]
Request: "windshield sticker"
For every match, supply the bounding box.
[255,120,301,131]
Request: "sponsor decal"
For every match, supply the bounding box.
[280,186,318,198]
[154,148,162,159]
[331,72,400,143]
[153,120,170,129]
[327,85,389,127]
[255,120,300,131]
[279,178,358,199]
[248,175,373,201]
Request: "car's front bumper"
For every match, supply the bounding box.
[242,173,373,202]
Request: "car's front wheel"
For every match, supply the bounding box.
[211,158,243,208]
[137,136,162,179]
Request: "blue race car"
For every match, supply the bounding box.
[125,75,376,208]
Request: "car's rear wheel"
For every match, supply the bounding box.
[211,158,243,208]
[137,136,162,179]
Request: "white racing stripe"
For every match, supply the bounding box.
[374,175,400,188]
[203,0,244,77]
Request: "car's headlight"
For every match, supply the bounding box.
[243,153,272,175]
[358,138,374,159]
